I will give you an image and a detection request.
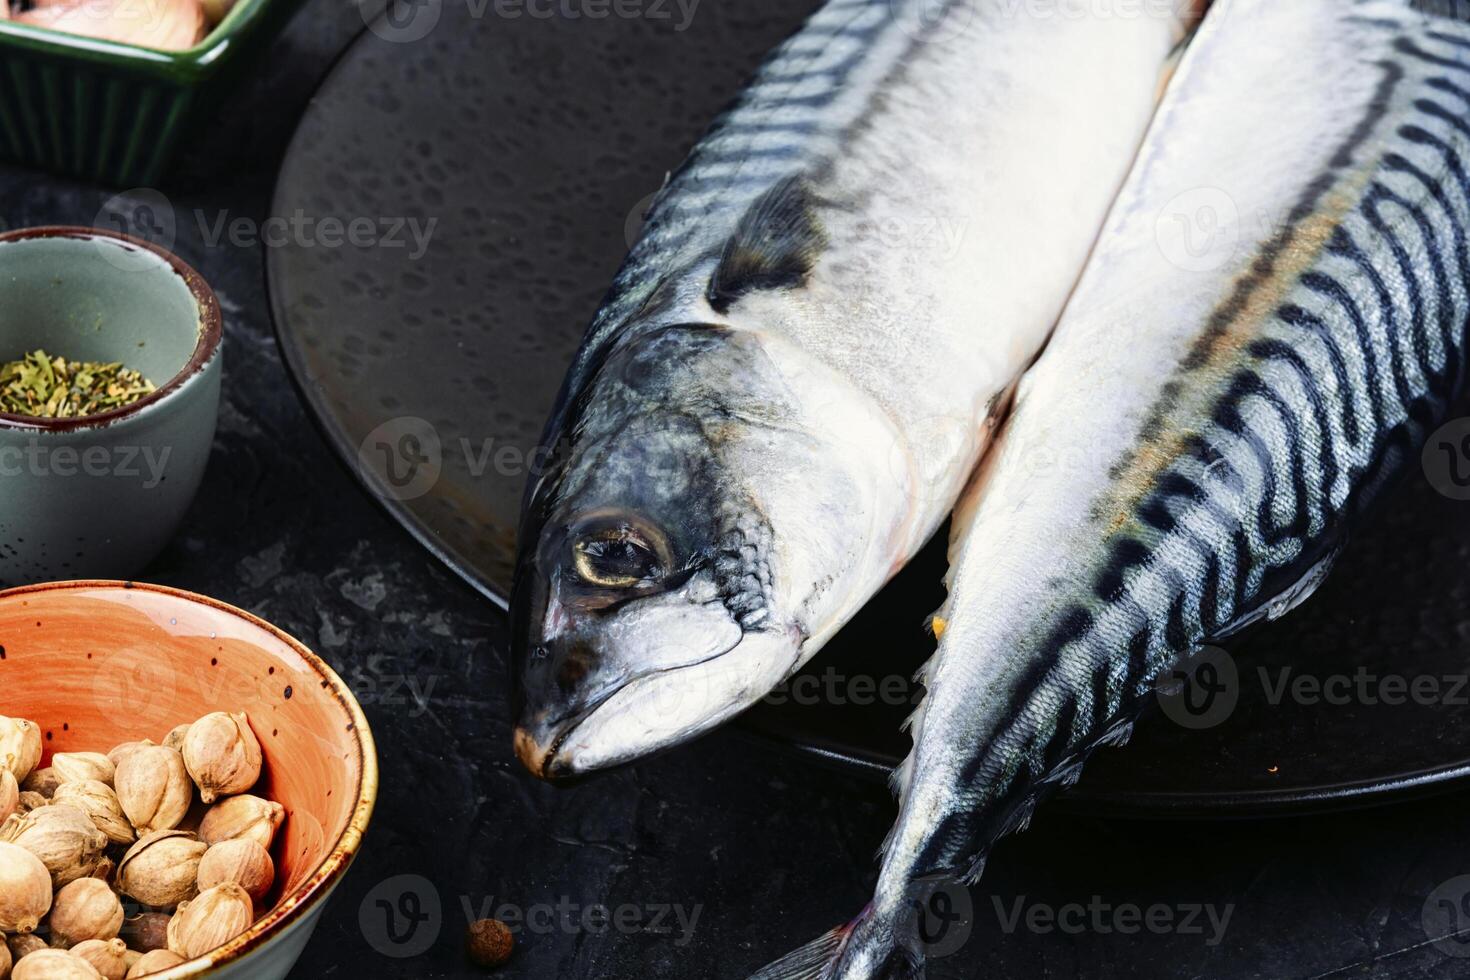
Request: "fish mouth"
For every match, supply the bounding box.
[514,624,803,781]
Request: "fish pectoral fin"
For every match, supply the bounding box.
[707,174,827,314]
[1206,541,1345,642]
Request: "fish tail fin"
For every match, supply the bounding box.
[746,922,850,980]
[747,905,924,980]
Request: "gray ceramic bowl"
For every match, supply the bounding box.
[0,226,222,584]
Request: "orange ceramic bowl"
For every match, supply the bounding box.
[0,581,378,979]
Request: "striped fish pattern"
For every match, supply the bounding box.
[556,0,968,401]
[512,2,1186,779]
[752,1,1470,977]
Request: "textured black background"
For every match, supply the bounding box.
[4,2,1470,977]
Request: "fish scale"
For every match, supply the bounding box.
[751,3,1470,978]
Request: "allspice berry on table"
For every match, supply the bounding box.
[466,918,514,969]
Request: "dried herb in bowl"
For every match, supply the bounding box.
[0,350,155,419]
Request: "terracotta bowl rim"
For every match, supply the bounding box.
[0,579,380,978]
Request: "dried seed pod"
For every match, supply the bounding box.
[105,742,153,770]
[197,795,284,850]
[53,781,134,846]
[7,934,48,961]
[120,912,172,953]
[197,838,273,902]
[166,882,254,958]
[10,949,103,979]
[0,804,108,887]
[49,877,124,948]
[0,717,42,783]
[0,768,17,822]
[16,792,48,814]
[115,830,206,909]
[124,949,184,978]
[21,768,60,799]
[51,753,115,787]
[0,840,51,933]
[161,726,190,754]
[114,747,191,836]
[70,939,129,980]
[181,713,261,804]
[90,854,116,884]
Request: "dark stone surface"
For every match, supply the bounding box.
[3,3,1470,978]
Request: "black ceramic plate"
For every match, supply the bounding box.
[268,0,1470,815]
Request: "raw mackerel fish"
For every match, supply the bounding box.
[751,1,1470,977]
[511,0,1191,779]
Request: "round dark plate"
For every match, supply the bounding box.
[267,0,1470,816]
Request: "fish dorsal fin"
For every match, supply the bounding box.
[1413,0,1470,20]
[707,174,827,314]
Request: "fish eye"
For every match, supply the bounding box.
[570,525,665,589]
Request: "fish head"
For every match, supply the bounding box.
[511,321,868,780]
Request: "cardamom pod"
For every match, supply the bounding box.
[166,882,254,958]
[181,713,262,804]
[53,780,135,845]
[49,876,125,948]
[114,746,191,835]
[0,804,108,887]
[115,830,207,910]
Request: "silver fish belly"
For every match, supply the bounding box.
[511,0,1187,779]
[752,1,1470,977]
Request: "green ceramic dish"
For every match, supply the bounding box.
[0,0,305,185]
[0,225,223,585]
